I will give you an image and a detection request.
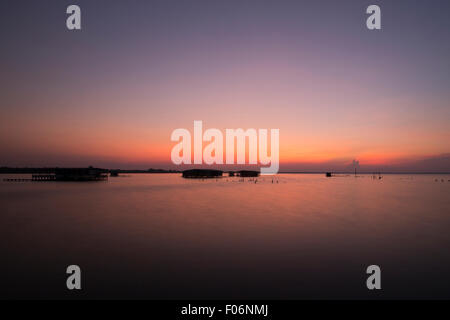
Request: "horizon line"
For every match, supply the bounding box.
[1,166,450,175]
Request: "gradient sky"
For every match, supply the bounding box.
[1,0,449,171]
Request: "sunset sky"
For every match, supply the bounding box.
[1,0,449,172]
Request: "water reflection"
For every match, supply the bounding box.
[1,173,449,299]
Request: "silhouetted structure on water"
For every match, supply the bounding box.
[3,167,108,182]
[181,169,260,178]
[182,169,223,178]
[110,170,120,177]
[236,170,260,177]
[54,167,108,181]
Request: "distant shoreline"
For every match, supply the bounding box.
[279,171,450,174]
[1,167,449,175]
[0,167,180,174]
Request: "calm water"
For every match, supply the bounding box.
[1,173,450,299]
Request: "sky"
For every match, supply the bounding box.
[1,0,449,172]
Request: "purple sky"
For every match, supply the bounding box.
[1,0,449,171]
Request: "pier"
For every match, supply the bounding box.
[3,178,32,182]
[3,174,56,182]
[2,167,107,182]
[32,174,56,181]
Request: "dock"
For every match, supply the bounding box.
[32,174,56,181]
[3,167,108,182]
[3,174,56,182]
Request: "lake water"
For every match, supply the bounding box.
[1,173,450,299]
